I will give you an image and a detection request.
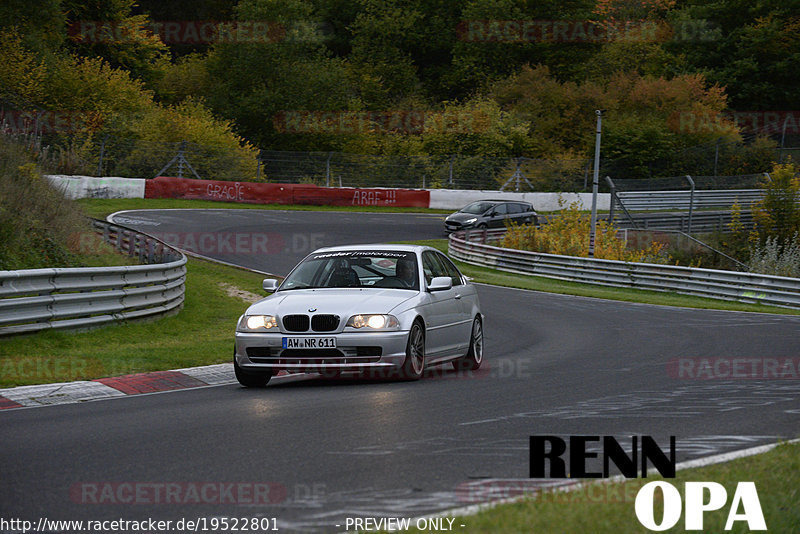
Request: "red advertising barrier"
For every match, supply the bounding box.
[144,176,430,208]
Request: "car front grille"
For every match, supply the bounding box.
[247,346,383,366]
[282,314,341,332]
[282,314,310,332]
[311,314,340,332]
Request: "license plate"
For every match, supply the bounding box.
[282,337,337,349]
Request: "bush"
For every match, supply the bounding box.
[748,234,800,278]
[752,160,800,247]
[0,139,126,270]
[500,200,667,262]
[0,140,84,269]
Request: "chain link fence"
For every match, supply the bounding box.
[2,84,793,192]
[255,150,590,191]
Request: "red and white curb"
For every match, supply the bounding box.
[0,364,298,411]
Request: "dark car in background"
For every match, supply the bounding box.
[444,200,538,234]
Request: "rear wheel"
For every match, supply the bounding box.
[399,321,425,380]
[453,317,483,371]
[234,353,274,387]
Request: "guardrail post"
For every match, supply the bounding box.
[605,176,616,222]
[606,176,639,229]
[685,175,695,234]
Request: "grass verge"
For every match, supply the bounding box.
[77,198,452,219]
[425,440,799,533]
[0,257,267,388]
[405,239,800,315]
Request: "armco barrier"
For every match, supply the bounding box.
[449,230,800,309]
[616,189,765,211]
[145,176,430,208]
[0,220,187,336]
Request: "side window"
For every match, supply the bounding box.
[493,203,508,216]
[520,203,533,213]
[507,203,522,214]
[437,252,463,286]
[422,251,446,284]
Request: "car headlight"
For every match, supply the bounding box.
[346,314,399,330]
[237,314,278,332]
[464,217,477,225]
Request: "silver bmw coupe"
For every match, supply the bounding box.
[234,244,483,386]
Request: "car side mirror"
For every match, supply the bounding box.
[262,279,279,292]
[428,276,452,292]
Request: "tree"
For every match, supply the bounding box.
[664,1,800,110]
[752,160,800,246]
[202,0,360,149]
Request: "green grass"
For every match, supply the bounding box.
[77,198,452,219]
[422,441,799,533]
[0,257,267,387]
[403,239,800,315]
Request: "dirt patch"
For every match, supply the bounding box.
[219,282,263,304]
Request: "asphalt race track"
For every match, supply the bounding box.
[1,209,799,532]
[108,209,447,275]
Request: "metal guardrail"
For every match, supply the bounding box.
[449,230,800,309]
[616,189,765,211]
[0,220,187,335]
[613,210,754,233]
[605,175,766,234]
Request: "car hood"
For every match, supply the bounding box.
[446,212,481,223]
[246,288,417,317]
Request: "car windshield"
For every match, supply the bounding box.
[280,251,420,291]
[459,201,495,215]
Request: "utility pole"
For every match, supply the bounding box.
[589,110,604,257]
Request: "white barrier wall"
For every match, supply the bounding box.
[44,174,607,211]
[45,175,146,200]
[428,189,610,211]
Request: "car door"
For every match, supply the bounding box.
[436,251,474,350]
[518,202,537,225]
[488,203,508,228]
[421,251,463,359]
[505,202,522,225]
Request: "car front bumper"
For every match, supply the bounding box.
[235,330,410,373]
[445,221,475,234]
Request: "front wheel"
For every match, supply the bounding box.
[398,322,425,380]
[234,354,274,387]
[453,317,483,371]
